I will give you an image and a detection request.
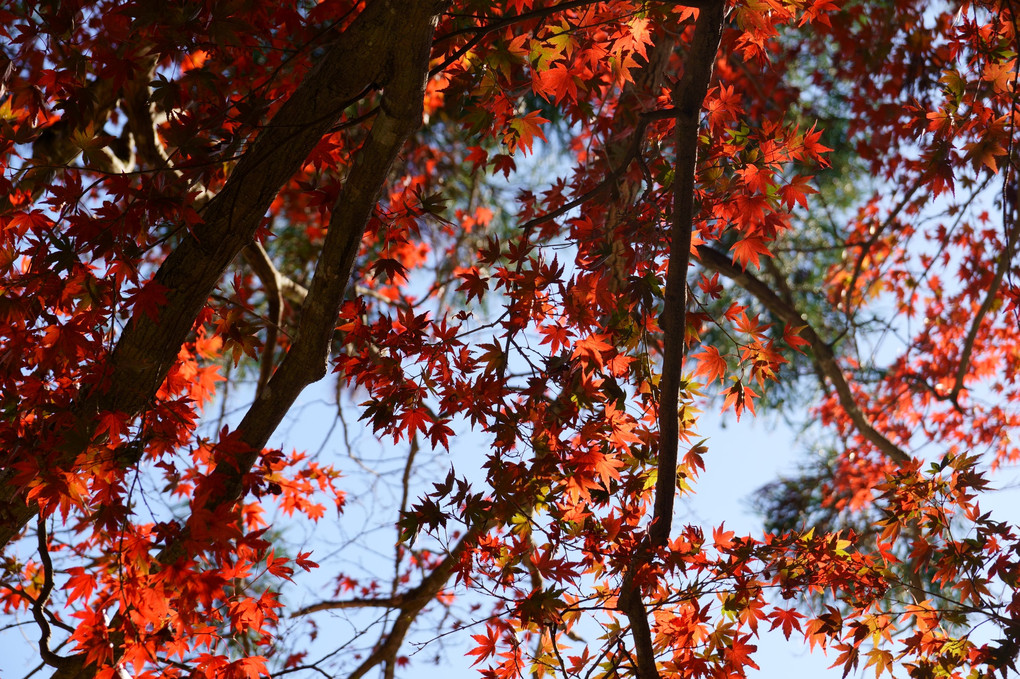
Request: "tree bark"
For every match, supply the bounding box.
[0,0,448,562]
[696,245,911,466]
[616,5,726,679]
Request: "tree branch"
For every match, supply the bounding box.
[293,597,407,617]
[4,4,449,677]
[949,178,1020,401]
[696,245,912,466]
[342,519,489,679]
[648,0,725,550]
[0,0,444,552]
[841,182,922,329]
[0,51,158,215]
[32,515,72,671]
[616,6,726,679]
[241,242,285,398]
[155,0,448,567]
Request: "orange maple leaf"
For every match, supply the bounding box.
[730,237,773,270]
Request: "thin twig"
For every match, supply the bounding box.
[242,241,285,398]
[33,515,71,670]
[949,165,1020,402]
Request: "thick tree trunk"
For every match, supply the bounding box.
[0,0,448,560]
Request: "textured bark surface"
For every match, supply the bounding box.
[0,0,448,558]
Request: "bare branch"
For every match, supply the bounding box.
[841,181,922,328]
[32,515,72,670]
[648,0,726,550]
[343,519,490,679]
[293,597,407,617]
[950,179,1020,401]
[697,245,912,466]
[242,242,285,398]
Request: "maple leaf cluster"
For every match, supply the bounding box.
[1,1,1019,679]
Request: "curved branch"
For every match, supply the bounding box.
[696,245,911,466]
[841,182,922,329]
[33,515,72,670]
[342,519,490,679]
[0,51,158,215]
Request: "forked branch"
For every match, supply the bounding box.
[155,1,448,567]
[0,0,445,554]
[293,519,490,679]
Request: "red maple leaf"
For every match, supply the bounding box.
[506,111,549,155]
[769,607,806,640]
[730,237,773,270]
[125,280,170,323]
[468,626,500,666]
[571,333,613,368]
[692,345,729,385]
[537,64,579,103]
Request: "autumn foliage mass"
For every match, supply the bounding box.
[1,1,1020,678]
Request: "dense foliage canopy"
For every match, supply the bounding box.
[1,1,1019,678]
